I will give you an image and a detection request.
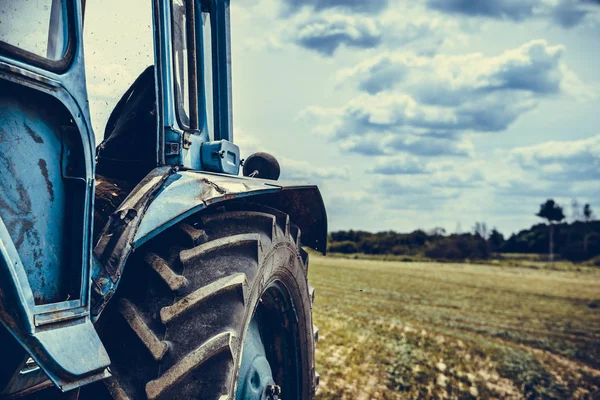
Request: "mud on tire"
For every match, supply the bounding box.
[85,203,319,400]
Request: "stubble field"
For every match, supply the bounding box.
[308,254,600,399]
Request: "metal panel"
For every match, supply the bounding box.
[0,0,109,393]
[0,213,110,392]
[210,0,233,142]
[133,170,281,247]
[0,92,85,305]
[0,217,36,335]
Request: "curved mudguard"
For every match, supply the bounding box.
[92,167,327,318]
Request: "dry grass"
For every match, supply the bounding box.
[308,254,600,399]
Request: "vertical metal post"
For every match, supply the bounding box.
[153,0,166,165]
[156,0,182,165]
[185,0,199,130]
[549,223,554,262]
[211,0,232,142]
[194,0,208,135]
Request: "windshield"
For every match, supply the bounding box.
[0,0,69,63]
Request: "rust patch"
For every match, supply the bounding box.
[24,123,44,144]
[0,152,35,246]
[37,159,55,202]
[0,152,44,270]
[12,219,34,249]
[200,178,227,195]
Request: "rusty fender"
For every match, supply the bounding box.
[91,167,327,319]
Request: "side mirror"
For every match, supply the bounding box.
[242,152,280,181]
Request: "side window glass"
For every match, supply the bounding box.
[172,0,190,128]
[201,10,214,138]
[172,1,213,138]
[0,0,69,62]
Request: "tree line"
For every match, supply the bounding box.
[328,200,600,263]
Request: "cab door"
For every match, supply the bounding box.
[0,0,110,394]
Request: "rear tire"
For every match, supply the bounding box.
[85,204,318,399]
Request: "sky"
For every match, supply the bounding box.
[228,0,600,235]
[85,0,600,236]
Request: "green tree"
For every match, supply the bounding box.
[584,204,594,221]
[536,199,565,261]
[328,241,358,254]
[487,228,505,252]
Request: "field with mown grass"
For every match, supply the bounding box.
[308,254,600,399]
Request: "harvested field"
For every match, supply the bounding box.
[309,255,600,399]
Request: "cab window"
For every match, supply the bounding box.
[172,0,214,137]
[172,0,191,128]
[0,0,70,65]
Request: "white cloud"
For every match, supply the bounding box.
[280,157,349,181]
[426,0,600,28]
[375,159,487,196]
[287,10,465,56]
[292,13,382,55]
[338,40,579,99]
[282,0,389,15]
[233,0,466,56]
[510,133,600,181]
[302,40,585,161]
[303,90,537,138]
[388,134,475,157]
[369,155,429,175]
[336,133,475,158]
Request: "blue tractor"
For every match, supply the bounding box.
[0,0,326,398]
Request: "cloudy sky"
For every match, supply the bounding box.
[226,0,600,235]
[85,0,600,236]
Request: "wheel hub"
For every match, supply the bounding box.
[236,319,280,400]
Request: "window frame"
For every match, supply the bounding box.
[170,0,192,130]
[0,0,76,73]
[170,0,216,134]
